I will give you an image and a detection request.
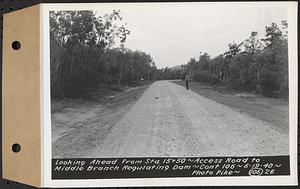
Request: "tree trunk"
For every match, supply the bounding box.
[130,63,135,82]
[189,68,193,82]
[256,69,262,95]
[118,65,123,86]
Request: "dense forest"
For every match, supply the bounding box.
[50,10,159,99]
[50,10,289,99]
[167,21,289,98]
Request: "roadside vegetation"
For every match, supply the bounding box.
[172,80,288,133]
[50,11,289,99]
[50,10,159,99]
[165,21,289,98]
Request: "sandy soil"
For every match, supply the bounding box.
[90,81,288,157]
[51,85,149,158]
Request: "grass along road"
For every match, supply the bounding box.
[91,80,288,157]
[172,80,289,134]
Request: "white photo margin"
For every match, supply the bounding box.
[40,2,298,187]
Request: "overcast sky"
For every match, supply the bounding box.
[94,3,288,68]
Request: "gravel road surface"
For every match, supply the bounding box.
[92,81,288,157]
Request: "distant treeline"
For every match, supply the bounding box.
[50,10,289,99]
[164,21,289,98]
[50,10,159,99]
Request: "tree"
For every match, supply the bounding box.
[243,31,263,55]
[262,23,283,50]
[50,10,133,98]
[184,20,289,98]
[224,42,242,59]
[256,22,288,97]
[187,58,197,81]
[241,31,264,94]
[198,52,211,71]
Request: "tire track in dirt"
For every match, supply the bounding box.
[91,80,288,157]
[51,85,150,158]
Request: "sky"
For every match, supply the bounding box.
[93,3,288,68]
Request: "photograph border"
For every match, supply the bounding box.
[41,2,298,187]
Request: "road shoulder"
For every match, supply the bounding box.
[171,80,289,134]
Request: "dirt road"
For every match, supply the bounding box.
[52,85,149,158]
[91,81,288,157]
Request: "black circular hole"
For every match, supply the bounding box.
[12,41,21,50]
[12,143,21,153]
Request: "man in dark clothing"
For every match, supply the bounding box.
[185,74,189,90]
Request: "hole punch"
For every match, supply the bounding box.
[11,41,21,50]
[12,143,21,153]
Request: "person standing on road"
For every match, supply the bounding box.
[185,74,189,90]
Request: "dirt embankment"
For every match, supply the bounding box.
[172,80,289,134]
[51,84,150,158]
